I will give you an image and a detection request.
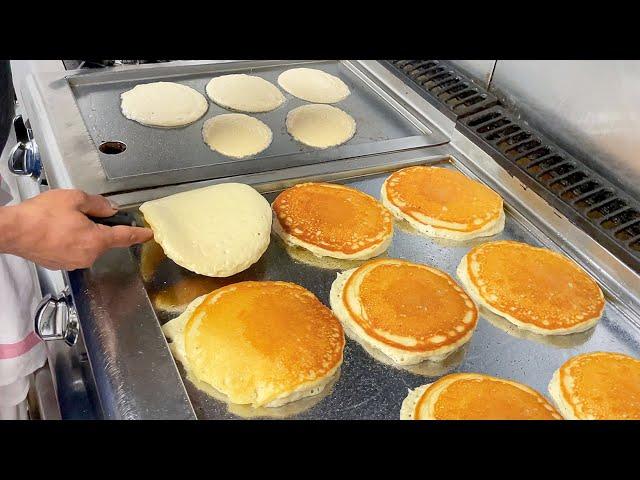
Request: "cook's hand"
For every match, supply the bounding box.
[0,189,153,270]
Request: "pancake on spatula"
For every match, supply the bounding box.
[381,166,504,240]
[139,183,271,277]
[330,258,477,364]
[162,281,345,408]
[272,182,393,260]
[457,240,604,335]
[401,373,562,420]
[549,351,640,420]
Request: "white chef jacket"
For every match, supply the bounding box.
[0,135,47,412]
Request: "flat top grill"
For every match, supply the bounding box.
[71,60,427,181]
[129,159,640,419]
[24,60,639,419]
[31,60,447,196]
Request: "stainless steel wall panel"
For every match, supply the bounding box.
[490,60,640,199]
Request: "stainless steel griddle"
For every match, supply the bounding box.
[133,160,640,419]
[19,60,640,419]
[24,60,447,195]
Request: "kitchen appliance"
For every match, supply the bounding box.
[11,60,640,419]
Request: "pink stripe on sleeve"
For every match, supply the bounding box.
[0,332,41,360]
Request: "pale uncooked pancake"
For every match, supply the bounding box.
[381,166,505,240]
[139,183,271,277]
[272,182,393,260]
[162,281,345,407]
[120,81,208,127]
[286,104,356,148]
[277,68,350,103]
[202,114,272,158]
[330,258,478,365]
[549,352,640,420]
[401,373,562,420]
[457,241,604,335]
[205,74,285,113]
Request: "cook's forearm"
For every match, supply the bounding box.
[0,205,21,254]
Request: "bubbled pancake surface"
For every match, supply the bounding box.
[458,241,604,334]
[285,104,356,148]
[550,352,640,419]
[334,259,477,362]
[202,113,272,158]
[205,74,285,113]
[277,68,350,103]
[272,182,393,259]
[382,166,504,238]
[120,81,208,127]
[184,281,344,407]
[411,373,562,420]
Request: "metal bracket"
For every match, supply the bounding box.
[34,287,79,346]
[8,114,42,179]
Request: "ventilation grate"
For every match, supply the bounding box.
[383,60,499,121]
[458,105,640,270]
[385,60,640,271]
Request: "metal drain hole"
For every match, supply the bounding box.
[99,141,127,155]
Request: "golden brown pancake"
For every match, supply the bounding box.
[401,373,562,420]
[330,258,477,364]
[272,182,393,260]
[457,241,605,335]
[549,352,640,420]
[182,281,344,407]
[382,166,504,240]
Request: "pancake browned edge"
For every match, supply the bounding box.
[330,259,478,365]
[400,373,563,420]
[380,167,505,241]
[548,351,640,420]
[272,183,394,261]
[456,242,605,336]
[548,366,579,420]
[273,213,392,261]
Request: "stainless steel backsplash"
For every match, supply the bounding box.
[449,60,640,200]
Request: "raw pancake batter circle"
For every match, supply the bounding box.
[205,74,285,113]
[202,113,272,158]
[286,104,356,149]
[120,81,208,127]
[278,68,350,103]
